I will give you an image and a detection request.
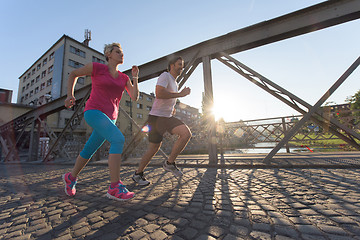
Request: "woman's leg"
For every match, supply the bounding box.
[71,130,106,178]
[83,110,125,183]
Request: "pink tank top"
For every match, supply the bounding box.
[84,62,129,119]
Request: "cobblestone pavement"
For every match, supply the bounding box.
[1,163,360,240]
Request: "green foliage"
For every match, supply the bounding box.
[347,89,360,114]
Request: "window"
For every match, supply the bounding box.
[27,73,30,78]
[32,68,35,75]
[43,58,47,66]
[36,75,40,82]
[48,65,53,73]
[49,52,54,60]
[68,59,84,69]
[92,56,105,64]
[37,63,41,70]
[41,70,46,78]
[26,83,29,89]
[25,94,28,100]
[137,103,143,109]
[77,77,85,84]
[30,90,33,97]
[40,83,45,90]
[46,78,52,86]
[23,76,26,82]
[125,100,131,107]
[137,113,143,119]
[21,97,24,103]
[31,79,34,86]
[70,46,86,58]
[146,106,152,111]
[22,87,25,93]
[146,96,152,102]
[139,94,143,100]
[35,87,39,94]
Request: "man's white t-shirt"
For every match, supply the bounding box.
[149,72,178,117]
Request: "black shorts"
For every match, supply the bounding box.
[147,115,185,143]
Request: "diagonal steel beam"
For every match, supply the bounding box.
[3,117,34,162]
[42,88,91,162]
[264,55,360,163]
[127,0,360,83]
[216,52,360,153]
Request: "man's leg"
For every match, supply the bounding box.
[168,124,191,163]
[136,142,162,174]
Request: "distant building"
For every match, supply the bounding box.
[174,100,200,126]
[327,103,350,115]
[0,89,13,103]
[17,34,104,132]
[0,103,34,126]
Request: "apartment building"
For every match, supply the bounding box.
[17,34,105,131]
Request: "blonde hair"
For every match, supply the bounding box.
[104,43,121,61]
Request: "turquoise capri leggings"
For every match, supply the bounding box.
[80,110,125,159]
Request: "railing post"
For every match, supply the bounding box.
[282,117,290,153]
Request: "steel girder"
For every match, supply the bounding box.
[1,0,359,162]
[125,0,360,83]
[216,52,360,163]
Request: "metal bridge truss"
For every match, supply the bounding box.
[216,53,360,163]
[1,0,360,163]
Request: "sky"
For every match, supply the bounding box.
[1,0,359,122]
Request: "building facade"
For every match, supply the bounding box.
[0,89,13,103]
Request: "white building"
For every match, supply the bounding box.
[17,34,105,129]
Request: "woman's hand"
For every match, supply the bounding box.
[65,96,76,108]
[132,65,139,78]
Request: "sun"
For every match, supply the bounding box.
[211,99,237,122]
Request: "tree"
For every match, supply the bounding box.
[346,89,360,115]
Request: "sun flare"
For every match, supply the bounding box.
[211,99,237,122]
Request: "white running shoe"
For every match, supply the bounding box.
[132,172,150,186]
[163,161,183,178]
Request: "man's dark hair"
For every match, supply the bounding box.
[167,56,183,71]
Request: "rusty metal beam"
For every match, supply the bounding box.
[127,0,360,82]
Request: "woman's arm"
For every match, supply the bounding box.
[64,63,93,108]
[126,65,139,101]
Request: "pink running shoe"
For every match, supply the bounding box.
[106,181,135,201]
[62,172,77,196]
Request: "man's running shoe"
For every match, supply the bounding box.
[106,181,135,201]
[63,172,77,196]
[132,172,150,186]
[163,161,183,178]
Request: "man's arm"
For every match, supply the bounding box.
[155,85,191,99]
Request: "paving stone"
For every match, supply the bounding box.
[296,224,323,235]
[178,227,198,239]
[250,230,272,240]
[317,224,348,235]
[195,234,217,240]
[162,224,177,234]
[143,223,160,233]
[204,225,227,238]
[149,229,168,240]
[222,233,246,240]
[229,224,249,236]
